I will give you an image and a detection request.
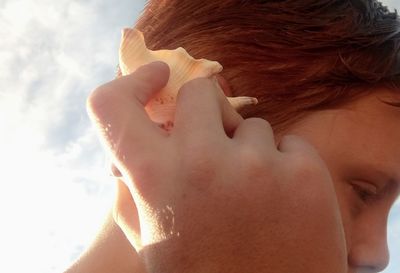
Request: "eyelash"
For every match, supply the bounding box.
[352,183,378,203]
[354,186,374,202]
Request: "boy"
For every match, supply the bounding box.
[67,1,400,272]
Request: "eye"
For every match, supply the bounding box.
[352,180,379,203]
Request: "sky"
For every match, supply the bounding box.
[0,0,398,273]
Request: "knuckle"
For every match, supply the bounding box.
[245,117,273,130]
[283,134,318,154]
[86,86,106,111]
[280,134,296,144]
[86,85,115,116]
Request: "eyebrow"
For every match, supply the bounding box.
[352,165,400,197]
[379,98,400,109]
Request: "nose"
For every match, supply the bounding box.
[348,224,390,272]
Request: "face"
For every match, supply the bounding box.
[278,90,400,273]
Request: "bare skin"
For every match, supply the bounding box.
[70,62,399,273]
[283,92,400,272]
[63,211,146,273]
[87,62,348,273]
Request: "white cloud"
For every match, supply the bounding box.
[0,0,399,272]
[0,0,145,272]
[382,0,399,10]
[386,201,400,273]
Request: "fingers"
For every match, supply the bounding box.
[173,77,243,139]
[87,61,170,175]
[113,179,142,251]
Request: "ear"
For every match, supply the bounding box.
[216,74,233,96]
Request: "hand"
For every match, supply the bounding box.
[87,62,347,273]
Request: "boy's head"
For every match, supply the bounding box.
[134,0,400,133]
[131,1,400,271]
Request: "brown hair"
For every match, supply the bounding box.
[132,0,400,132]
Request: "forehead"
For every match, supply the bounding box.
[284,90,400,186]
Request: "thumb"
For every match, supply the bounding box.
[87,61,170,181]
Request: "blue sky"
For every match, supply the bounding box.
[0,0,398,272]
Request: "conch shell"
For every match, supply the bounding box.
[119,28,257,131]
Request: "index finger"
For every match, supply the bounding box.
[87,61,170,172]
[173,77,243,139]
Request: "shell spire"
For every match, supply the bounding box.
[119,28,257,131]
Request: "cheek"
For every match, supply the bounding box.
[330,179,391,250]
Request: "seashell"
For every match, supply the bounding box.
[119,28,258,131]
